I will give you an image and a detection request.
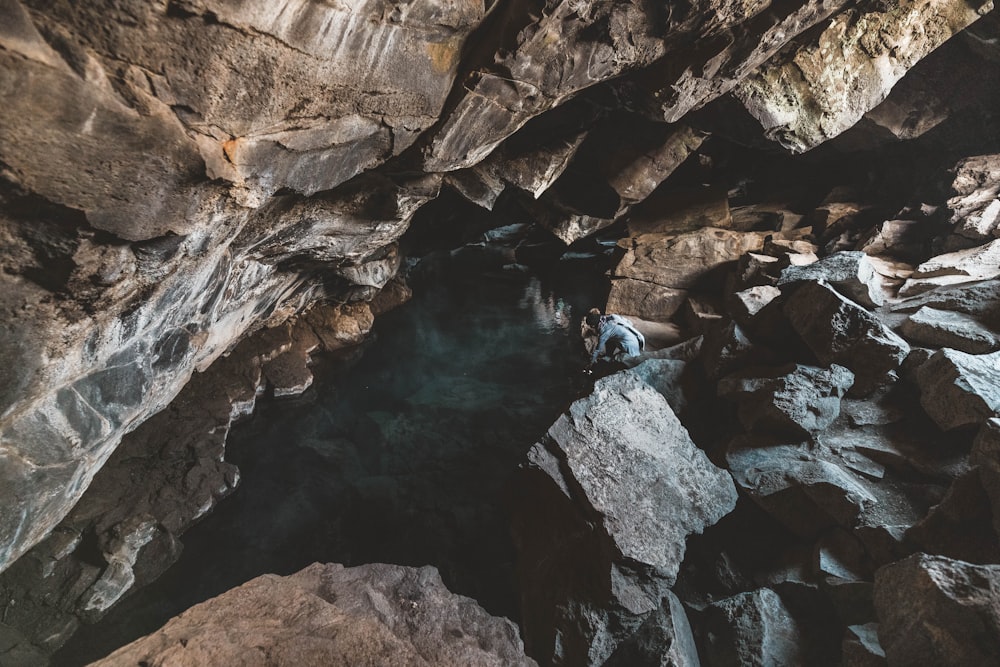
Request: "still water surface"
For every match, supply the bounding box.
[56,251,606,665]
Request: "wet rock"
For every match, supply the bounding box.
[701,588,805,667]
[90,563,535,666]
[784,281,909,395]
[512,372,736,664]
[778,251,885,308]
[915,348,1000,430]
[874,554,1000,667]
[899,306,1000,354]
[719,364,855,438]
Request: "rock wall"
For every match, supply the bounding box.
[1,0,1000,661]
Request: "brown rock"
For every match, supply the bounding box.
[91,563,536,667]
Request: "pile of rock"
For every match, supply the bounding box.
[509,154,1000,664]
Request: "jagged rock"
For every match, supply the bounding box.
[701,588,805,667]
[512,372,736,664]
[627,187,733,237]
[948,154,1000,242]
[972,418,1000,539]
[874,554,1000,666]
[778,251,885,308]
[915,348,1000,430]
[614,228,773,291]
[621,359,691,415]
[547,372,736,582]
[606,280,689,322]
[734,0,993,152]
[900,239,1000,296]
[701,321,761,380]
[784,281,909,395]
[841,624,886,667]
[90,563,535,666]
[603,592,701,667]
[905,470,1000,564]
[899,306,1000,354]
[718,363,855,437]
[890,278,1000,328]
[729,285,782,322]
[726,441,877,538]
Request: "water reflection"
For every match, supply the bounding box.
[55,251,607,666]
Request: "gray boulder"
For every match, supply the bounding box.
[915,348,1000,430]
[512,372,736,665]
[90,563,536,667]
[784,281,909,395]
[899,306,1000,354]
[841,624,886,667]
[718,363,855,437]
[701,588,805,667]
[778,251,885,307]
[874,554,1000,667]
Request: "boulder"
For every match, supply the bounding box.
[784,281,909,395]
[971,418,1000,539]
[90,563,536,666]
[701,588,805,667]
[841,624,886,667]
[778,251,886,307]
[729,285,782,322]
[915,348,1000,430]
[512,372,736,664]
[874,554,1000,667]
[890,279,1000,329]
[546,373,737,583]
[734,0,992,152]
[718,364,855,437]
[899,306,1000,354]
[726,442,877,538]
[900,239,1000,296]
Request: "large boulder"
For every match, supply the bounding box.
[701,588,805,667]
[784,281,909,395]
[718,363,855,437]
[778,251,885,308]
[90,563,536,666]
[915,348,1000,430]
[512,372,736,665]
[874,554,1000,667]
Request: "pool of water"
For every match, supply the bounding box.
[56,249,608,665]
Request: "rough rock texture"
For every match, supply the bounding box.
[915,348,1000,430]
[702,588,805,667]
[719,363,855,437]
[91,562,536,666]
[735,0,994,152]
[778,251,885,308]
[874,554,1000,667]
[512,372,736,665]
[784,281,910,395]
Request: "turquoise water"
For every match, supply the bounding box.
[57,249,607,664]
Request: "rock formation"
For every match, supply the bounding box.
[90,562,537,666]
[2,0,1000,664]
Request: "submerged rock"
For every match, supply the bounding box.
[90,563,536,667]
